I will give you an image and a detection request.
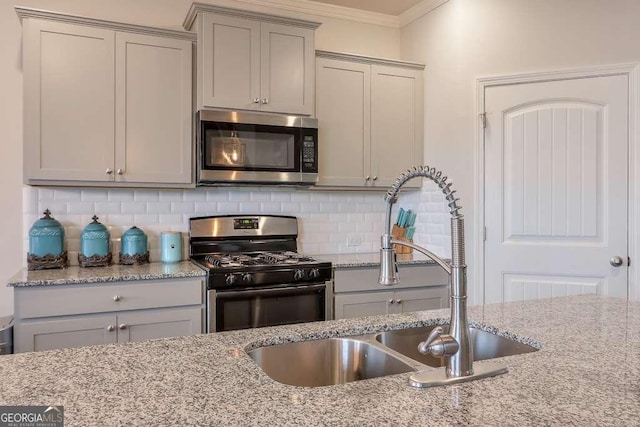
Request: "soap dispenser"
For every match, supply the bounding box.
[27,209,67,270]
[79,215,111,267]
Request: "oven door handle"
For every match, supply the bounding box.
[215,283,326,299]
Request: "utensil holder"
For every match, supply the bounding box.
[391,224,413,254]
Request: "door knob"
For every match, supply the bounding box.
[388,299,394,304]
[610,256,624,267]
[106,325,115,332]
[118,324,127,330]
[262,98,269,104]
[253,98,260,103]
[106,168,113,174]
[116,168,124,175]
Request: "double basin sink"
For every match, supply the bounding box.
[247,324,539,387]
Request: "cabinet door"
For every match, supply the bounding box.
[115,307,202,343]
[334,291,393,320]
[199,13,260,111]
[15,314,117,353]
[316,58,371,186]
[260,23,314,115]
[115,33,192,184]
[23,19,115,182]
[371,65,424,188]
[394,287,449,314]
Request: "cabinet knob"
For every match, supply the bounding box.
[395,299,402,304]
[253,98,260,103]
[373,176,378,181]
[118,324,127,330]
[106,168,113,175]
[113,295,121,302]
[107,325,115,332]
[365,176,371,181]
[116,168,124,175]
[388,299,394,304]
[262,98,269,104]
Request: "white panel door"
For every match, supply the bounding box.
[115,32,192,184]
[23,19,115,182]
[484,75,628,303]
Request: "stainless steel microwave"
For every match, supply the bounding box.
[196,110,318,186]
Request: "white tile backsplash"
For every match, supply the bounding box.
[23,183,450,266]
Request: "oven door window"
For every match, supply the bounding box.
[203,123,298,171]
[215,285,325,332]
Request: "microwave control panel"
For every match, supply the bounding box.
[302,134,317,172]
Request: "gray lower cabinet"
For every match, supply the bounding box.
[14,278,204,353]
[333,264,449,320]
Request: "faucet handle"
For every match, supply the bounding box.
[418,326,459,357]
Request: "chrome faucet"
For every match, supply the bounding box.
[379,166,507,387]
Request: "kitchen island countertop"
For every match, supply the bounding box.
[1,295,639,425]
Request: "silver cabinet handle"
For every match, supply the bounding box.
[116,168,124,175]
[106,168,113,174]
[118,324,127,330]
[113,295,121,302]
[253,98,260,103]
[388,299,394,304]
[107,325,115,332]
[365,176,371,181]
[262,98,269,104]
[610,256,624,267]
[373,176,378,181]
[395,299,402,304]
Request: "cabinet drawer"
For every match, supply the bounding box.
[334,264,448,293]
[15,278,204,319]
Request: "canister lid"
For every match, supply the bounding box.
[83,215,108,232]
[31,209,63,229]
[123,226,146,238]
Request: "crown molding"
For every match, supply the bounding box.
[15,6,197,40]
[316,50,425,70]
[400,0,450,27]
[183,2,323,30]
[184,0,399,29]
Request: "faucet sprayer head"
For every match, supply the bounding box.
[379,247,399,285]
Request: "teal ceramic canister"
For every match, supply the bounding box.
[160,232,182,263]
[121,226,148,256]
[29,209,64,257]
[80,215,110,257]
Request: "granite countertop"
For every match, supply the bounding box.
[1,295,638,425]
[314,252,437,268]
[7,261,206,287]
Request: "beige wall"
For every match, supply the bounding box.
[400,0,640,303]
[0,0,401,317]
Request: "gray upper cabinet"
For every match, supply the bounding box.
[18,8,195,187]
[315,51,425,189]
[185,4,319,115]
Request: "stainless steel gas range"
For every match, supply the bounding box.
[189,215,333,332]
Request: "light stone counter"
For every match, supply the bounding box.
[0,295,638,426]
[7,261,206,287]
[313,252,437,268]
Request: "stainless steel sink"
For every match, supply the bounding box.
[247,324,539,387]
[247,337,416,387]
[376,325,538,367]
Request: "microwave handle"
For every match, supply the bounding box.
[216,283,326,299]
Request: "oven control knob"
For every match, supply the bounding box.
[242,273,254,284]
[309,268,320,280]
[293,269,305,281]
[225,274,237,286]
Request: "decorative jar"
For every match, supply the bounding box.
[27,209,67,270]
[79,215,111,267]
[119,226,149,265]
